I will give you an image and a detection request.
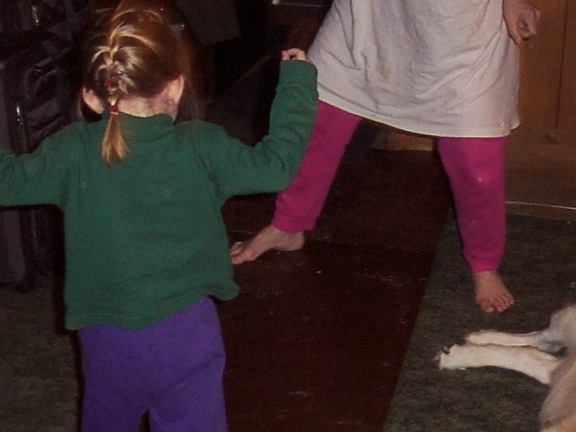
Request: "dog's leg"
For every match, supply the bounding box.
[465,329,557,351]
[438,343,561,384]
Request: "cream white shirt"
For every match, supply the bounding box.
[308,0,519,137]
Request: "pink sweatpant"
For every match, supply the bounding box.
[437,137,506,273]
[273,100,362,231]
[272,101,506,273]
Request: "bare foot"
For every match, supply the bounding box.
[473,271,515,313]
[230,225,306,264]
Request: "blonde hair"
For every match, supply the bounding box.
[82,0,197,164]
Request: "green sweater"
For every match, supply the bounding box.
[0,60,317,330]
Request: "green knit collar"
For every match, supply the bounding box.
[110,111,175,143]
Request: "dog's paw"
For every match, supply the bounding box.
[436,344,471,370]
[433,346,450,364]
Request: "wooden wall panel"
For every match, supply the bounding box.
[558,0,576,129]
[518,0,566,129]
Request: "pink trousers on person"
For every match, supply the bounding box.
[272,101,506,273]
[273,100,362,232]
[437,137,506,273]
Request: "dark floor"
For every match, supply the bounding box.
[219,149,451,432]
[200,3,453,431]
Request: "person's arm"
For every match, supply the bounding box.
[195,49,318,199]
[0,126,75,207]
[503,0,541,45]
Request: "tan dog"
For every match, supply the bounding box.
[437,304,576,432]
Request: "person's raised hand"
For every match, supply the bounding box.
[503,0,541,45]
[281,48,307,61]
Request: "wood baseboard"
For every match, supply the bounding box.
[386,131,436,151]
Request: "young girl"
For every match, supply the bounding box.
[0,1,317,430]
[231,0,541,313]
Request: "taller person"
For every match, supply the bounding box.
[231,0,541,313]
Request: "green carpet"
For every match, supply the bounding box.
[382,213,576,432]
[0,278,77,432]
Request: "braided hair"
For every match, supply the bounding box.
[82,0,197,164]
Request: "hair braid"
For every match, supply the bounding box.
[81,0,198,164]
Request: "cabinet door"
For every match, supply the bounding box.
[519,0,576,131]
[558,1,576,129]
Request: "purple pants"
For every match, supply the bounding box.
[273,100,507,273]
[78,297,227,432]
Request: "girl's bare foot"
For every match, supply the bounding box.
[473,270,515,313]
[230,225,305,264]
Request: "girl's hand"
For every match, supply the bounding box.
[503,0,541,45]
[281,48,308,61]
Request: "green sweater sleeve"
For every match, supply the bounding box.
[193,59,318,199]
[0,124,79,207]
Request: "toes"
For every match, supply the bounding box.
[477,295,514,313]
[229,242,240,254]
[230,241,254,264]
[477,298,495,313]
[492,294,514,312]
[229,241,244,256]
